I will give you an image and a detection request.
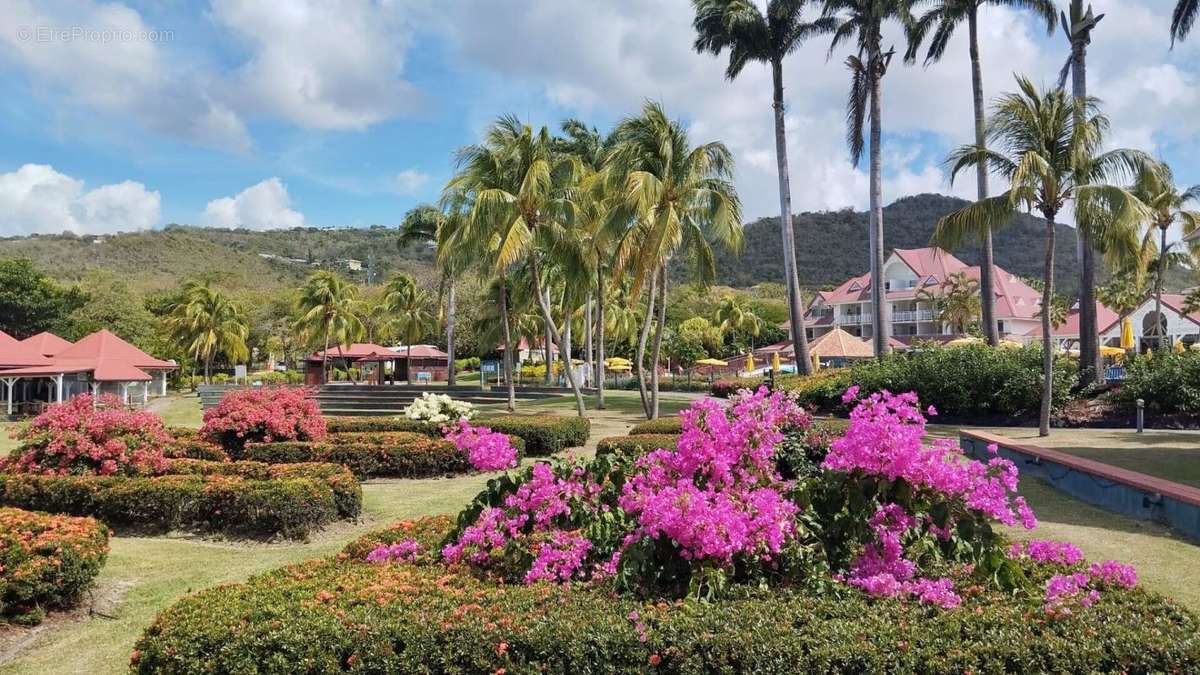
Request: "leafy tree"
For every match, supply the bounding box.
[64,270,158,350]
[0,258,85,339]
[384,273,436,383]
[916,271,980,334]
[712,295,764,350]
[905,0,1055,346]
[1130,164,1200,347]
[165,279,250,383]
[691,0,832,375]
[294,271,364,384]
[399,205,465,385]
[1098,272,1147,319]
[678,316,725,356]
[664,328,708,375]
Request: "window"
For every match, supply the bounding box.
[997,320,1006,334]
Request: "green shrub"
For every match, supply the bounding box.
[326,414,590,457]
[132,553,1200,674]
[595,434,680,457]
[629,417,683,435]
[774,420,846,480]
[774,369,854,408]
[163,428,229,462]
[338,515,454,560]
[0,459,358,539]
[242,432,524,479]
[1116,351,1200,416]
[325,416,430,434]
[0,507,109,625]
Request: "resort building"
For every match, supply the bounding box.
[1027,295,1200,352]
[800,247,1043,345]
[303,343,450,384]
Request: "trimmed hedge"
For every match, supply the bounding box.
[596,434,680,457]
[164,428,230,462]
[132,545,1200,673]
[325,414,590,456]
[242,432,525,479]
[338,515,453,560]
[629,417,683,435]
[0,459,359,540]
[1,507,110,625]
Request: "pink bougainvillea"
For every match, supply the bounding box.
[200,387,324,450]
[366,539,424,564]
[7,395,170,476]
[443,420,518,472]
[1008,540,1085,566]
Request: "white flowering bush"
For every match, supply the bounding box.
[403,393,474,425]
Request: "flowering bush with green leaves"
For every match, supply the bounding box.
[0,507,109,625]
[403,392,474,424]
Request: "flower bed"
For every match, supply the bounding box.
[201,387,325,453]
[325,414,590,456]
[242,431,525,479]
[0,507,109,625]
[0,459,358,540]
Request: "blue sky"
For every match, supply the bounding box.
[0,0,1197,239]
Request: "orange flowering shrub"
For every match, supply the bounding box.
[0,507,109,625]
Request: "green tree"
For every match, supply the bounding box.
[64,270,158,350]
[605,101,743,419]
[165,279,249,384]
[1172,0,1196,46]
[712,295,764,350]
[384,273,436,383]
[399,205,464,385]
[823,0,918,357]
[691,0,832,375]
[1098,271,1147,320]
[916,271,980,334]
[905,0,1056,346]
[1130,164,1200,347]
[294,271,364,384]
[0,258,85,339]
[934,77,1149,436]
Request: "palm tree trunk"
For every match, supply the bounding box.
[204,355,212,385]
[322,325,331,385]
[530,256,585,416]
[968,10,999,346]
[542,287,553,386]
[584,291,593,386]
[771,57,813,375]
[1155,224,1168,348]
[446,276,457,386]
[1039,213,1057,437]
[563,299,574,391]
[1072,36,1101,385]
[499,280,516,412]
[595,265,606,410]
[649,266,667,420]
[869,57,889,357]
[635,272,658,418]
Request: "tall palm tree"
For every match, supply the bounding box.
[934,77,1149,436]
[824,0,917,358]
[166,279,249,384]
[605,101,743,419]
[294,271,364,384]
[384,273,436,383]
[1130,165,1200,347]
[1172,0,1197,46]
[905,0,1055,347]
[1098,271,1147,320]
[443,116,588,416]
[399,205,465,385]
[691,0,832,375]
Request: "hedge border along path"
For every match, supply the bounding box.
[596,434,680,457]
[0,459,361,540]
[0,507,110,625]
[131,517,1200,674]
[241,431,526,479]
[628,416,683,435]
[325,414,590,457]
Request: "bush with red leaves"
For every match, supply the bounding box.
[201,387,325,454]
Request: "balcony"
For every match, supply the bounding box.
[837,314,866,326]
[891,310,934,323]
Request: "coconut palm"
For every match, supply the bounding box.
[443,116,588,416]
[1130,165,1200,346]
[1098,271,1148,320]
[400,205,469,385]
[165,279,249,384]
[933,77,1150,436]
[823,0,918,357]
[691,0,833,375]
[605,100,743,419]
[916,271,980,334]
[713,295,764,348]
[384,273,436,383]
[905,0,1055,347]
[294,271,364,384]
[1172,0,1197,46]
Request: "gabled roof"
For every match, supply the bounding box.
[306,343,397,361]
[893,247,969,279]
[808,328,874,358]
[397,344,450,359]
[1159,294,1200,327]
[20,331,73,357]
[1024,302,1122,338]
[0,330,54,368]
[0,329,175,381]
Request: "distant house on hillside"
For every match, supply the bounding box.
[332,259,363,272]
[794,247,1042,346]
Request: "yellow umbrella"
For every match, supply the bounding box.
[771,352,781,372]
[605,357,632,367]
[812,352,820,372]
[1099,345,1125,357]
[1120,317,1135,350]
[695,358,727,367]
[1175,340,1186,354]
[745,353,755,372]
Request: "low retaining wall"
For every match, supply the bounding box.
[960,430,1200,542]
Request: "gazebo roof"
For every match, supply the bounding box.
[0,329,175,381]
[20,331,73,357]
[396,344,449,359]
[808,328,875,359]
[306,343,397,361]
[0,330,54,368]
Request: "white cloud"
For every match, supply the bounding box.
[201,177,306,230]
[392,169,430,195]
[0,164,160,235]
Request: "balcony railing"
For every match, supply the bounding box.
[891,310,934,323]
[837,314,866,325]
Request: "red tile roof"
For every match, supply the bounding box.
[0,329,175,381]
[305,343,398,362]
[397,344,449,359]
[20,331,73,357]
[1024,302,1121,338]
[0,330,54,368]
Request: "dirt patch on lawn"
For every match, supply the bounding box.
[0,578,135,665]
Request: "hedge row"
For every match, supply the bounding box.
[628,417,683,435]
[0,507,110,625]
[242,432,524,479]
[132,542,1200,673]
[164,428,230,462]
[326,414,590,456]
[596,434,680,457]
[0,459,359,540]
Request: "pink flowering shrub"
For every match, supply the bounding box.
[201,387,325,453]
[7,395,170,476]
[443,420,518,471]
[366,539,423,564]
[1008,539,1084,566]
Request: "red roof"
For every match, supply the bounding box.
[0,330,53,368]
[1024,302,1121,338]
[397,344,449,359]
[0,329,175,381]
[20,331,73,357]
[306,343,397,362]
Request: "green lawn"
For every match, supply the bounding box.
[2,395,1199,673]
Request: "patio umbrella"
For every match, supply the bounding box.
[1099,345,1125,357]
[744,353,754,373]
[946,336,984,347]
[695,358,727,366]
[771,352,781,372]
[1120,317,1135,350]
[1175,340,1186,354]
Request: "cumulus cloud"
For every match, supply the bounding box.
[0,164,160,235]
[392,169,430,195]
[201,178,306,230]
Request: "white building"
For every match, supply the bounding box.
[1027,294,1200,352]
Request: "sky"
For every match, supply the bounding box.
[0,0,1196,242]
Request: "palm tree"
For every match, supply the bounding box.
[691,0,832,375]
[916,271,980,334]
[443,116,588,416]
[605,101,743,419]
[166,280,249,384]
[399,205,464,385]
[1173,0,1197,46]
[713,295,764,348]
[933,77,1149,436]
[384,273,435,383]
[294,271,364,384]
[1098,271,1147,320]
[823,0,917,357]
[905,0,1055,347]
[1130,165,1200,347]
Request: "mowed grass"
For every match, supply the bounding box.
[2,394,1199,673]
